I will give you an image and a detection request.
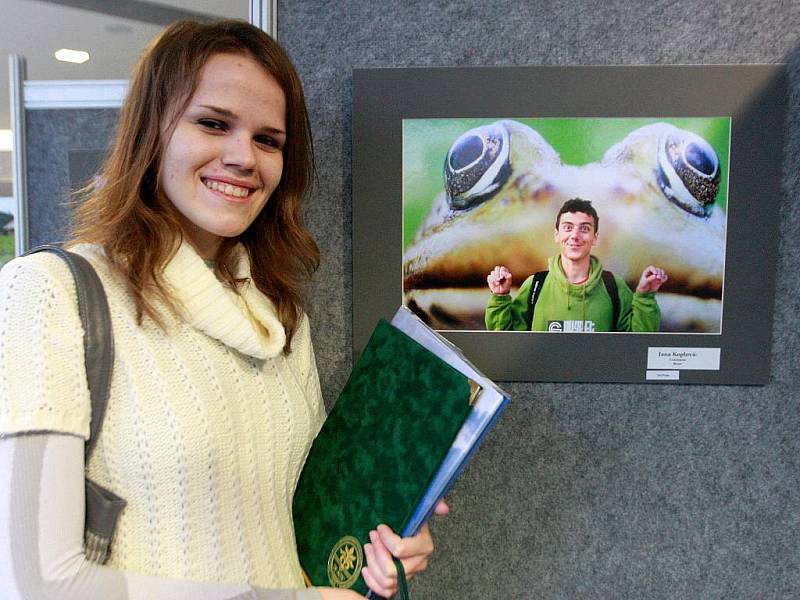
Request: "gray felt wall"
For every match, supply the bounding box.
[278,1,800,599]
[26,108,118,247]
[21,1,800,598]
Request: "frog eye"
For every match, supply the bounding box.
[444,123,511,210]
[656,130,720,218]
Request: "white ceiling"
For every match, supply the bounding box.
[1,0,250,131]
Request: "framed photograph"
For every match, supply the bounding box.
[353,65,786,384]
[0,201,14,267]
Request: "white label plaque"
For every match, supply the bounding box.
[646,370,680,380]
[647,347,721,371]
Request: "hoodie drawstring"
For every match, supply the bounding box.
[581,284,587,331]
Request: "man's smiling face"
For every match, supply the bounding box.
[554,211,597,263]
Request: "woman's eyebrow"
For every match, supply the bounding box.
[196,104,235,117]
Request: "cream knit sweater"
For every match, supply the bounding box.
[0,242,326,590]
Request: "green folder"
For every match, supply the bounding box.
[292,319,475,594]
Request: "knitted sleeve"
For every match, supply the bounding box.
[0,432,323,600]
[0,253,92,438]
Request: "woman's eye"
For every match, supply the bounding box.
[198,118,226,131]
[255,135,279,149]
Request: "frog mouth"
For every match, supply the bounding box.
[655,130,720,218]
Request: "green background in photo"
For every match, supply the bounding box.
[402,117,731,250]
[0,234,13,267]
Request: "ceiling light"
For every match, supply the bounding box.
[55,49,90,64]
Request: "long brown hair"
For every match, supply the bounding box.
[71,20,319,352]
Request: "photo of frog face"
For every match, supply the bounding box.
[402,117,730,333]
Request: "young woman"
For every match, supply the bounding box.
[0,20,441,600]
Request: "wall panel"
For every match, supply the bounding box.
[279,2,800,598]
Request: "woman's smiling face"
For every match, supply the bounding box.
[159,52,287,259]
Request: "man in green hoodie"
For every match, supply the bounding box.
[485,198,667,332]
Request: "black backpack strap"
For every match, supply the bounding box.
[23,245,114,460]
[601,270,620,332]
[524,271,549,331]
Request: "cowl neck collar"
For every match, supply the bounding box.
[163,242,286,359]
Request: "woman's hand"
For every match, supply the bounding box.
[360,500,450,598]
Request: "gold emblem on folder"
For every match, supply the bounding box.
[327,535,363,588]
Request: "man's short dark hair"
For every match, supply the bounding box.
[556,198,599,231]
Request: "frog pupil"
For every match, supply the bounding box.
[685,143,716,176]
[450,135,485,171]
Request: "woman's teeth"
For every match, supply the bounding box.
[204,179,250,198]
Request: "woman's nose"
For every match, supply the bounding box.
[222,135,256,170]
